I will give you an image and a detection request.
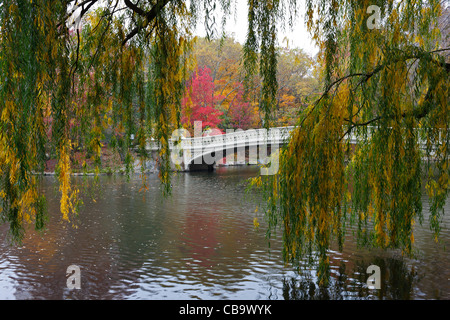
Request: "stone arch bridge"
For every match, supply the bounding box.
[145,125,438,173]
[146,126,358,173]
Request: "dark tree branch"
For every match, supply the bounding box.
[124,0,147,16]
[57,0,97,29]
[304,47,450,132]
[61,0,172,46]
[339,86,435,142]
[122,0,172,45]
[69,27,81,91]
[87,2,119,71]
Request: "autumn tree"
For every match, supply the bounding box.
[224,82,255,130]
[274,46,320,126]
[192,36,261,129]
[0,0,196,239]
[192,36,319,128]
[253,0,449,285]
[181,66,223,131]
[193,36,243,87]
[0,0,448,289]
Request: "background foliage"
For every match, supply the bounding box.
[0,1,448,287]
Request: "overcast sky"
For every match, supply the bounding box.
[195,1,319,57]
[69,0,319,56]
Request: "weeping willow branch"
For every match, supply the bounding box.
[122,0,171,45]
[257,0,450,287]
[318,46,450,140]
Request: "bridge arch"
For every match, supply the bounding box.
[187,143,280,171]
[147,126,295,172]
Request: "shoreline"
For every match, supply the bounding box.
[34,162,258,176]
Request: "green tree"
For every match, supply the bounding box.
[0,0,197,240]
[0,2,448,290]
[253,0,449,285]
[274,45,319,125]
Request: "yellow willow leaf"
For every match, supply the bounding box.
[253,217,260,229]
[9,160,19,185]
[384,235,390,247]
[58,144,73,222]
[107,99,113,112]
[1,108,9,122]
[414,35,424,46]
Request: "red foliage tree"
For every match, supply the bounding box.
[182,66,223,131]
[226,82,254,130]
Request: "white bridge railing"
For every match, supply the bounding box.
[146,126,361,152]
[147,126,296,151]
[144,125,444,171]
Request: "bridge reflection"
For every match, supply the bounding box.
[282,257,418,300]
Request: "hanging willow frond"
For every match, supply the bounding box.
[257,0,449,285]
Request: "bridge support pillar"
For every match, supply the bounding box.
[189,163,215,172]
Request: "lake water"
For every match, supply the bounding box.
[0,166,449,299]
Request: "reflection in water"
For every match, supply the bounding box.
[0,166,449,299]
[282,257,418,300]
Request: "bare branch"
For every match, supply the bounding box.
[302,47,450,129]
[122,0,172,45]
[124,0,147,16]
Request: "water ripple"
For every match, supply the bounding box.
[0,168,449,299]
